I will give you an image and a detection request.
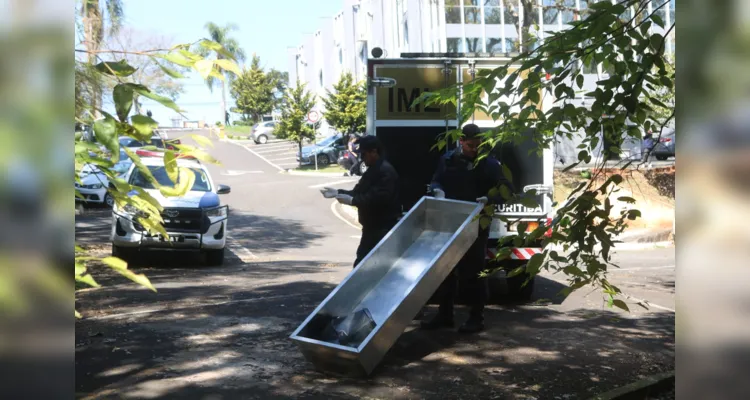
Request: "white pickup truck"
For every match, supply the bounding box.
[110,149,231,266]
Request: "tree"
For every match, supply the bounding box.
[417,0,675,310]
[75,18,242,316]
[230,55,275,122]
[195,22,246,125]
[79,0,124,116]
[321,72,366,140]
[274,81,318,164]
[102,27,187,114]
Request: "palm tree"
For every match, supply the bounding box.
[197,22,246,125]
[79,0,124,115]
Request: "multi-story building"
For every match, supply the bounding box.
[287,0,675,139]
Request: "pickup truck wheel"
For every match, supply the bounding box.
[506,272,535,302]
[205,248,225,266]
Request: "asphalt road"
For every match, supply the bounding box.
[75,129,675,399]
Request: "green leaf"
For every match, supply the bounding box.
[164,151,178,184]
[76,273,100,288]
[612,299,630,312]
[125,83,182,113]
[131,115,159,137]
[159,167,195,197]
[93,114,119,162]
[157,62,185,78]
[617,196,636,204]
[521,197,539,209]
[158,52,196,68]
[500,185,511,200]
[198,39,236,60]
[189,134,214,148]
[525,253,544,276]
[578,150,588,161]
[113,84,134,122]
[506,266,526,278]
[95,60,137,77]
[576,75,584,89]
[502,164,513,183]
[214,59,242,77]
[651,14,665,29]
[101,257,156,292]
[627,209,641,220]
[194,59,215,79]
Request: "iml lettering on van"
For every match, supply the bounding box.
[387,88,441,113]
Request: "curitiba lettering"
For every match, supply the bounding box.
[388,88,441,113]
[497,204,544,214]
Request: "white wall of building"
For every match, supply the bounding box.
[286,0,675,137]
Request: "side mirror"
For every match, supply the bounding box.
[217,184,231,195]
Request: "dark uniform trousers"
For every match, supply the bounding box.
[434,235,489,319]
[353,222,396,268]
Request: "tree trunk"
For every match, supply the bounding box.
[221,79,227,126]
[298,140,303,167]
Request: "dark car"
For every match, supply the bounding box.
[651,128,675,160]
[296,134,347,166]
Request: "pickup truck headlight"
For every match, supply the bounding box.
[205,207,227,218]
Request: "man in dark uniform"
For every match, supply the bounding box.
[421,124,512,333]
[321,136,401,267]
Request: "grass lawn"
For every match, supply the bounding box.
[223,125,251,138]
[295,164,347,173]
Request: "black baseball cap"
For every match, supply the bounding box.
[355,135,382,154]
[462,123,481,139]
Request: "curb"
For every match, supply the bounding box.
[590,371,674,400]
[337,203,361,229]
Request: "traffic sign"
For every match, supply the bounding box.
[307,110,320,123]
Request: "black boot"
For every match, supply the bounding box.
[420,312,454,330]
[458,308,485,333]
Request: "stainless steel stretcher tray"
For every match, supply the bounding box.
[290,196,483,376]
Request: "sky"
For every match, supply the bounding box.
[120,0,346,126]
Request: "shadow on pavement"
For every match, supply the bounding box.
[76,272,674,400]
[228,212,325,255]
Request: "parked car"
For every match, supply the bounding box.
[251,121,277,144]
[75,150,132,207]
[118,131,178,150]
[297,134,347,166]
[651,128,675,160]
[111,149,231,266]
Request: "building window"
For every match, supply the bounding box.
[542,0,560,25]
[447,37,463,52]
[464,0,481,24]
[484,0,501,24]
[487,37,503,53]
[404,20,409,49]
[339,48,343,65]
[561,0,576,24]
[445,0,462,24]
[652,1,668,22]
[505,38,519,53]
[465,37,482,52]
[319,70,323,87]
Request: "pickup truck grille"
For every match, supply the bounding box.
[160,208,208,233]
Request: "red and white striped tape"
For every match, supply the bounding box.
[486,248,542,260]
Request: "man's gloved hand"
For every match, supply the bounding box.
[433,188,446,199]
[320,187,338,199]
[335,194,353,205]
[476,196,489,205]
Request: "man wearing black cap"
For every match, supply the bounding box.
[320,135,401,267]
[421,123,512,333]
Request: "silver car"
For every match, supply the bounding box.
[251,121,277,144]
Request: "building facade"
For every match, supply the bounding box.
[287,0,675,139]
